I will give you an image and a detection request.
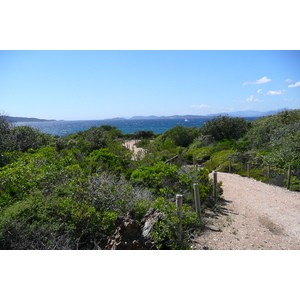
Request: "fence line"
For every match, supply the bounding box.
[193,156,294,191]
[206,156,294,190]
[193,183,202,221]
[174,160,295,239]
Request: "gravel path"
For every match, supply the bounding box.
[123,140,145,158]
[192,172,300,250]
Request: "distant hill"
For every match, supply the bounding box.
[3,116,56,122]
[130,115,207,120]
[208,109,289,118]
[104,117,127,120]
[129,110,284,120]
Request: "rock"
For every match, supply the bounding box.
[104,208,163,250]
[141,208,163,239]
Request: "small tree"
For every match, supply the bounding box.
[0,114,12,152]
[199,115,250,141]
[10,126,52,152]
[160,125,198,147]
[133,130,155,140]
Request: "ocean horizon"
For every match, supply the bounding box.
[13,117,259,136]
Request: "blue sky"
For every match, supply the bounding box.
[1,50,299,120]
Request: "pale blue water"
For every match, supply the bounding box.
[14,117,258,136]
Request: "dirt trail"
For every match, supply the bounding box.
[192,172,300,250]
[123,140,144,156]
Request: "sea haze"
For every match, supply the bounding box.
[14,117,259,136]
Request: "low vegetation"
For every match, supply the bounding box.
[0,109,299,250]
[0,116,212,249]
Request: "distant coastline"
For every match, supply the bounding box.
[4,108,287,124]
[106,109,286,120]
[4,116,57,122]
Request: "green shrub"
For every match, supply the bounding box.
[184,147,213,164]
[188,135,214,149]
[9,126,53,152]
[85,172,154,219]
[0,193,103,250]
[0,146,88,208]
[132,130,155,139]
[150,197,201,249]
[130,162,180,197]
[151,125,198,149]
[199,115,250,141]
[86,148,129,174]
[246,109,300,150]
[204,150,236,171]
[289,176,300,191]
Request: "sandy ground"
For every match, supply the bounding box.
[123,140,145,158]
[192,172,300,250]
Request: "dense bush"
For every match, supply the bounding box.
[199,115,250,141]
[0,119,215,249]
[85,172,154,220]
[130,161,213,204]
[132,130,155,140]
[0,116,53,166]
[150,197,202,249]
[246,109,300,150]
[263,123,300,169]
[5,109,298,249]
[9,126,53,152]
[154,125,198,148]
[0,115,11,154]
[183,146,213,164]
[0,192,103,250]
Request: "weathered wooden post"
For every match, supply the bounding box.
[193,183,201,221]
[229,159,232,173]
[176,194,183,242]
[247,163,250,178]
[213,171,218,203]
[287,165,292,190]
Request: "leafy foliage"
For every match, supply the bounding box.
[246,109,300,150]
[5,108,298,249]
[157,125,198,148]
[0,192,103,250]
[199,115,250,141]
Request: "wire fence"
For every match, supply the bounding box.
[200,157,298,191]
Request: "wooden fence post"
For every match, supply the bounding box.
[247,163,250,178]
[287,165,292,190]
[213,171,218,203]
[229,159,232,173]
[193,184,201,221]
[267,165,270,179]
[176,194,183,242]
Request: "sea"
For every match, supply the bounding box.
[13,117,259,136]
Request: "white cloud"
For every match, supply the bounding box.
[266,90,285,95]
[288,81,300,88]
[243,76,271,85]
[192,104,211,108]
[257,89,263,94]
[245,95,263,102]
[285,78,293,82]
